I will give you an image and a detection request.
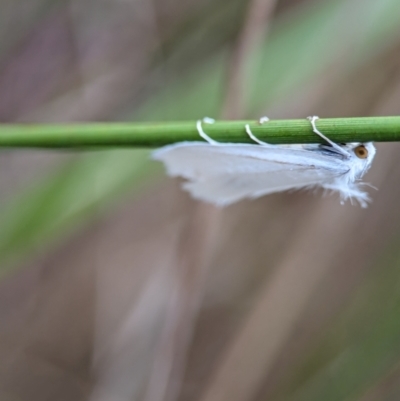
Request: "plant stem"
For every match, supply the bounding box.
[1,117,400,148]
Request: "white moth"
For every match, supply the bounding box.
[152,116,376,207]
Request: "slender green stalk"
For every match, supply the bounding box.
[1,117,400,148]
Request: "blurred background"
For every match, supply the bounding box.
[1,0,400,400]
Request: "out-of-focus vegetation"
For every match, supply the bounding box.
[1,0,400,400]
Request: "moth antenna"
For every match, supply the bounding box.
[307,116,350,157]
[197,119,219,145]
[245,124,270,146]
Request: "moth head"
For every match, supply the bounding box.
[348,142,376,178]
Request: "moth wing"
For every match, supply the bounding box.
[153,142,350,206]
[153,142,348,180]
[184,169,340,206]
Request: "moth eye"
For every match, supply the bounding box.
[354,145,368,159]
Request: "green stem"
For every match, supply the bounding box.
[1,117,400,148]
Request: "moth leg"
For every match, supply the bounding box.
[203,117,215,124]
[197,118,219,145]
[245,123,271,146]
[307,116,350,157]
